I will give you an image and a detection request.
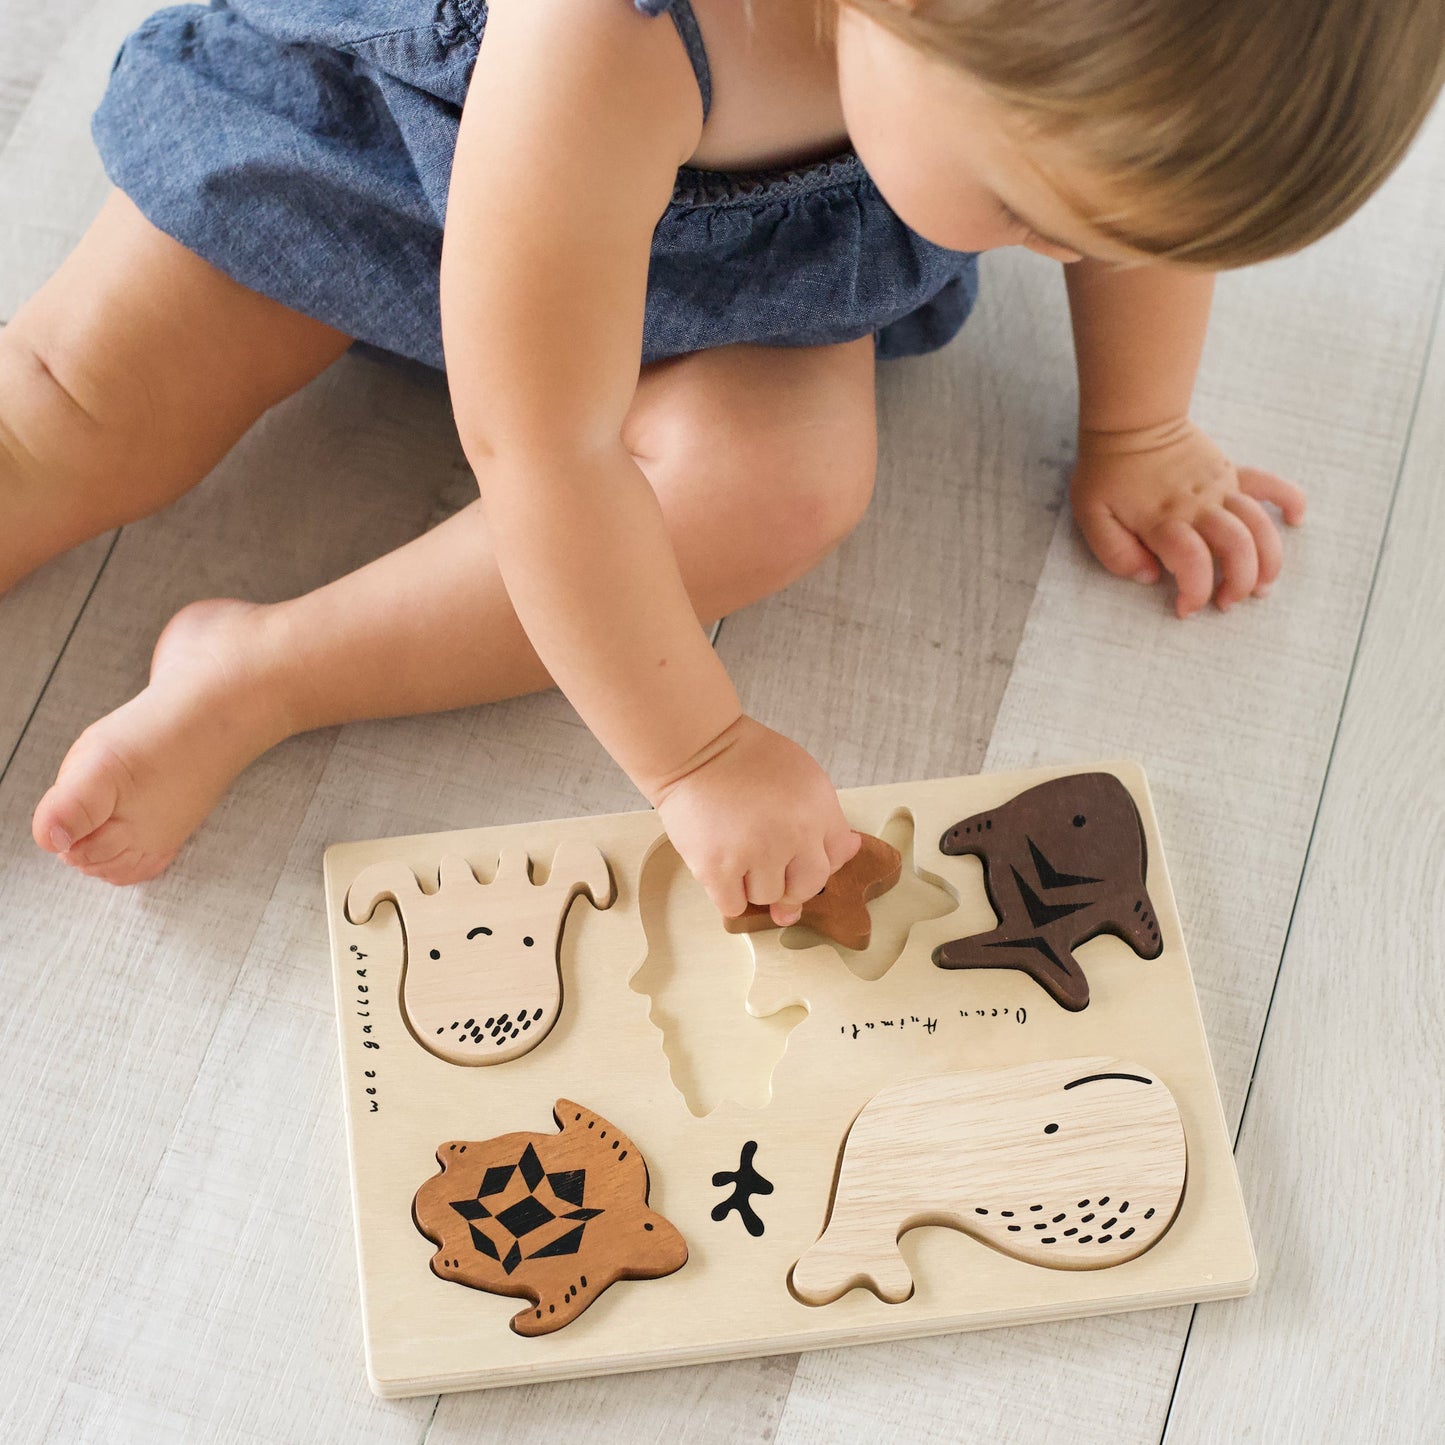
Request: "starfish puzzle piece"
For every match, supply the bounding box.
[722,832,903,950]
[930,773,1163,1011]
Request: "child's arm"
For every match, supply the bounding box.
[1063,259,1306,617]
[439,0,858,919]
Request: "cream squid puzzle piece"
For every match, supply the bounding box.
[345,843,614,1065]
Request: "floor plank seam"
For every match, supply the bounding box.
[1221,251,1445,1155]
[417,1391,443,1442]
[1156,1305,1199,1445]
[1154,253,1445,1445]
[0,526,119,789]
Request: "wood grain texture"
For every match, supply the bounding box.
[0,0,93,154]
[931,772,1163,1011]
[772,98,1445,1445]
[345,846,614,1066]
[790,1058,1187,1305]
[0,0,1436,1432]
[1162,242,1445,1445]
[0,6,1059,1421]
[414,1101,689,1336]
[0,0,154,320]
[0,353,480,1444]
[0,534,114,777]
[326,765,1250,1398]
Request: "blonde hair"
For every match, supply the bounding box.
[836,0,1445,267]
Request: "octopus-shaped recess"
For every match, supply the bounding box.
[932,773,1163,1010]
[344,845,614,1065]
[412,1099,688,1336]
[790,1057,1186,1306]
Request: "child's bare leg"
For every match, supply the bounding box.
[0,189,351,590]
[32,339,878,884]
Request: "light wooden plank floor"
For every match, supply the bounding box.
[2,6,1441,1443]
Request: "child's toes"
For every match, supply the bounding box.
[32,744,123,854]
[77,846,175,887]
[74,848,138,886]
[61,825,130,871]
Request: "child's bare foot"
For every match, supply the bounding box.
[31,598,294,885]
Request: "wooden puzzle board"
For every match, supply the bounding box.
[323,761,1254,1398]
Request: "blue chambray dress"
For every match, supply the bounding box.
[91,0,981,370]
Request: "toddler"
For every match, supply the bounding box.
[6,0,1440,910]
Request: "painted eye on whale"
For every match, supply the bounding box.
[1044,1122,1059,1134]
[523,936,534,947]
[429,948,441,960]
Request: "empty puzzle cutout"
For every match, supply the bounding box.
[413,1098,687,1336]
[931,773,1163,1010]
[790,1057,1186,1306]
[774,809,959,982]
[630,839,806,1117]
[345,844,614,1065]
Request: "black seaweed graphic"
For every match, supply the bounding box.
[711,1141,774,1237]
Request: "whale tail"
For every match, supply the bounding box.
[790,1225,914,1306]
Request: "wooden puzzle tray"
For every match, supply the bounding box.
[323,761,1254,1398]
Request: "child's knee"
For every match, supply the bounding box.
[0,322,159,583]
[754,412,878,574]
[0,324,107,491]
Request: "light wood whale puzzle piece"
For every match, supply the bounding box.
[790,1056,1186,1306]
[344,844,614,1065]
[723,832,903,949]
[931,773,1163,1010]
[412,1098,688,1336]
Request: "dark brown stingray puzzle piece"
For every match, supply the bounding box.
[722,832,903,950]
[931,773,1162,1010]
[412,1099,687,1336]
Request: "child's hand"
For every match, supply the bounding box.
[651,715,861,926]
[1069,417,1306,618]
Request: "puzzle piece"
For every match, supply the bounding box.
[345,844,614,1065]
[723,832,902,950]
[790,1058,1186,1306]
[413,1098,688,1336]
[931,773,1162,1010]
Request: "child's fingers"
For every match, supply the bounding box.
[1076,504,1161,582]
[780,847,831,911]
[1195,506,1259,609]
[1146,519,1214,617]
[1238,467,1307,525]
[824,826,861,874]
[1224,492,1283,591]
[744,861,787,910]
[706,869,748,921]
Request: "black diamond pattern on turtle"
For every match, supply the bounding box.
[497,1194,556,1238]
[447,1143,606,1275]
[478,1164,515,1197]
